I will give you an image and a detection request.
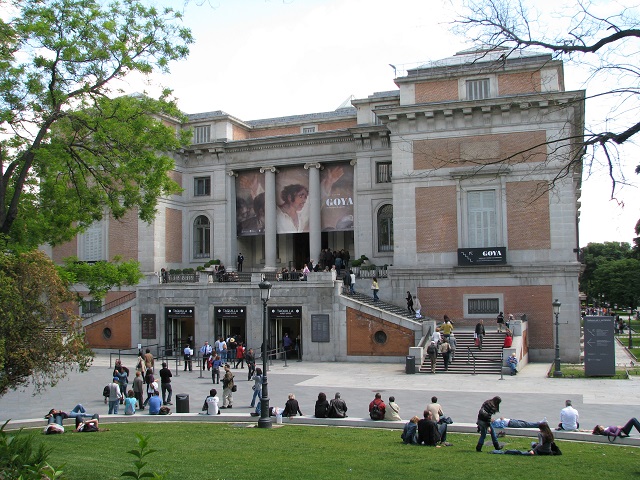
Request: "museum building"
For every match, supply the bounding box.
[46,49,585,363]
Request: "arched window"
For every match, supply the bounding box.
[377,204,393,252]
[193,215,211,258]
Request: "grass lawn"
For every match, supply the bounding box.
[21,423,640,479]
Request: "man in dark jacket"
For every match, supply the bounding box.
[159,362,173,406]
[328,392,348,418]
[418,410,451,446]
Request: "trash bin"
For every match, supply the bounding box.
[176,393,189,413]
[405,355,415,374]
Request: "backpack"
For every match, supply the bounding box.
[370,402,384,420]
[102,385,110,397]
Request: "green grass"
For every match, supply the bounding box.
[19,423,640,479]
[550,364,640,378]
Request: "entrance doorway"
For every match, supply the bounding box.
[164,307,194,356]
[268,306,302,359]
[292,232,309,270]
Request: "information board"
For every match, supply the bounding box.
[311,314,330,342]
[584,316,615,377]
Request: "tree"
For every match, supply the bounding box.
[592,258,640,309]
[59,256,144,302]
[0,250,92,396]
[579,241,633,303]
[0,0,194,250]
[454,0,640,197]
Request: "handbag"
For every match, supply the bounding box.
[231,385,237,392]
[474,338,480,347]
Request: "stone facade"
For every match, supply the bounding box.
[57,49,585,362]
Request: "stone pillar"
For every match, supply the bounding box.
[227,171,238,271]
[261,166,278,271]
[305,162,322,266]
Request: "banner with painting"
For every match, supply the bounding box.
[236,163,354,236]
[236,171,265,236]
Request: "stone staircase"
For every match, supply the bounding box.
[343,291,427,321]
[419,331,505,375]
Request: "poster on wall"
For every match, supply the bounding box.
[236,170,265,236]
[276,166,310,233]
[320,162,353,232]
[236,162,354,236]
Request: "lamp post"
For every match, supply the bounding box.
[553,299,562,378]
[258,279,272,428]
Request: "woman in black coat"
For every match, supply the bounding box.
[314,392,330,418]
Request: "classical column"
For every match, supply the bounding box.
[305,162,322,266]
[227,170,238,271]
[261,166,278,271]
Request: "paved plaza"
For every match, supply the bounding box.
[2,342,638,430]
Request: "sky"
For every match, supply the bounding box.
[121,0,639,247]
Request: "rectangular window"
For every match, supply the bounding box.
[81,299,102,315]
[193,125,211,144]
[466,78,490,100]
[468,298,500,315]
[376,162,392,183]
[302,126,316,134]
[468,190,496,248]
[194,177,211,196]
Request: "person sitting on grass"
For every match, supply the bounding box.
[401,416,419,444]
[593,418,640,438]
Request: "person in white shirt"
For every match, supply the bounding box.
[201,388,220,415]
[558,399,579,431]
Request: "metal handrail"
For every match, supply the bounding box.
[466,347,477,375]
[83,291,137,318]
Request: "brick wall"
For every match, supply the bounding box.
[168,170,182,196]
[233,124,250,140]
[419,285,553,349]
[507,181,551,250]
[84,308,132,349]
[414,131,547,170]
[109,209,138,261]
[52,239,77,264]
[498,71,542,95]
[249,126,300,138]
[415,185,458,253]
[165,208,182,263]
[318,120,357,131]
[415,79,458,103]
[346,308,415,356]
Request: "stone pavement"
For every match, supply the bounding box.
[1,344,638,430]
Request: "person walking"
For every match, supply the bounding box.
[406,291,415,314]
[476,396,503,452]
[133,371,144,411]
[349,269,356,295]
[250,367,263,409]
[200,341,213,370]
[245,348,256,381]
[221,366,235,409]
[475,319,485,350]
[371,277,379,302]
[159,362,173,406]
[183,344,193,372]
[427,341,438,373]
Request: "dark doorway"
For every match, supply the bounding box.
[293,232,309,270]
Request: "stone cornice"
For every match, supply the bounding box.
[374,90,585,124]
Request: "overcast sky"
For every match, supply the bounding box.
[123,0,639,247]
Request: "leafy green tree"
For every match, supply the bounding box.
[579,242,633,303]
[0,0,193,251]
[60,256,144,302]
[592,258,640,310]
[0,250,92,396]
